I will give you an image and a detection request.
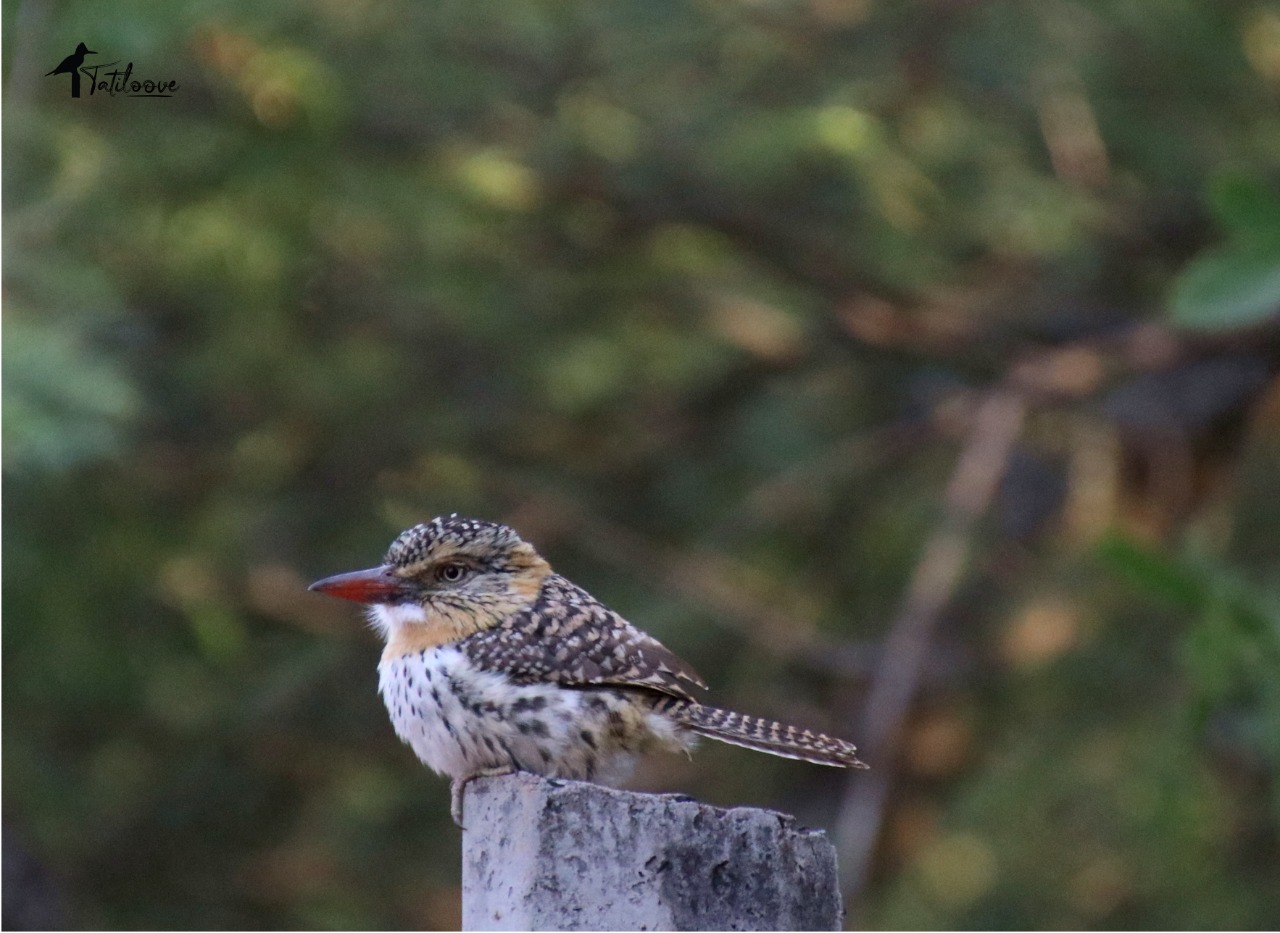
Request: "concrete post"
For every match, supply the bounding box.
[461,772,843,931]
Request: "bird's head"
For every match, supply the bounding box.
[309,516,552,646]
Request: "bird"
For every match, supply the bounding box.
[46,43,96,98]
[46,42,96,75]
[309,515,867,825]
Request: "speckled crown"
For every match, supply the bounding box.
[384,515,524,567]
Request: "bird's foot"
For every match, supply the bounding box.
[450,766,516,828]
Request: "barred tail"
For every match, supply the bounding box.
[661,700,868,769]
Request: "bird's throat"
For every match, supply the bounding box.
[375,598,532,662]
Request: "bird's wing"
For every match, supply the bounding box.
[460,574,708,702]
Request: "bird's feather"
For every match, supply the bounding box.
[460,574,707,701]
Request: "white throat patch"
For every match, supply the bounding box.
[367,602,429,641]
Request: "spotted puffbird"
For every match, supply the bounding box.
[309,515,867,824]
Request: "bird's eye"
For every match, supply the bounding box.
[436,562,467,583]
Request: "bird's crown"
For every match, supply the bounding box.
[384,515,531,573]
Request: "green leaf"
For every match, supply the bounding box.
[1209,173,1280,241]
[1169,244,1280,332]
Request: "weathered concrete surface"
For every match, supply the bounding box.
[461,772,842,931]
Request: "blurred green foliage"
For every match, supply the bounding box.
[4,0,1280,929]
[1102,534,1280,818]
[1171,173,1280,331]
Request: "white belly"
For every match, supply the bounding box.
[377,645,689,782]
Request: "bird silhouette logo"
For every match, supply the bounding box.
[43,43,178,99]
[46,42,96,98]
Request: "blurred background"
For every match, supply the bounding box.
[5,0,1280,928]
